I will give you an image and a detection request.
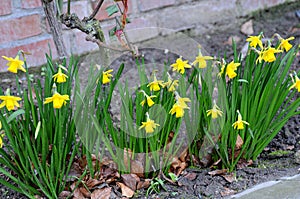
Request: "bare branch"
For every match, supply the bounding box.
[87,0,105,21]
[86,35,131,52]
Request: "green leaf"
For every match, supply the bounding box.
[7,109,25,123]
[109,26,117,37]
[105,5,119,17]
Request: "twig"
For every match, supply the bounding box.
[87,0,105,21]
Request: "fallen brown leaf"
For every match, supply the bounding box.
[183,172,197,181]
[121,174,140,191]
[117,182,135,198]
[221,173,236,183]
[58,191,71,198]
[91,187,111,199]
[137,179,151,190]
[235,134,244,150]
[208,169,228,176]
[86,178,103,189]
[220,187,237,197]
[80,187,91,198]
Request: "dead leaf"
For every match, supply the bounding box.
[208,169,228,176]
[183,172,197,181]
[58,191,71,198]
[91,187,111,199]
[80,187,91,198]
[237,159,253,169]
[121,174,140,191]
[137,179,151,190]
[241,20,254,35]
[235,134,244,150]
[222,173,236,183]
[286,145,295,150]
[179,147,188,162]
[86,178,103,189]
[117,182,135,198]
[220,187,237,196]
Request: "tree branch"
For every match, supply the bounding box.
[87,0,105,21]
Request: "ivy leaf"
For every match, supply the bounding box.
[106,5,119,17]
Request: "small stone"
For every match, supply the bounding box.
[294,150,300,164]
[241,20,254,35]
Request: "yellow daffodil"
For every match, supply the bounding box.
[53,67,68,83]
[163,73,179,92]
[171,57,192,74]
[102,69,113,84]
[147,74,164,92]
[206,102,223,119]
[192,53,213,68]
[139,113,160,133]
[226,61,240,79]
[177,97,191,108]
[289,73,300,92]
[278,36,294,52]
[44,92,69,109]
[170,93,190,118]
[232,110,249,130]
[246,35,263,49]
[261,47,282,63]
[218,63,225,78]
[2,55,26,73]
[169,103,186,118]
[0,134,4,148]
[140,91,156,107]
[0,95,22,111]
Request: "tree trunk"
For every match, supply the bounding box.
[41,0,67,60]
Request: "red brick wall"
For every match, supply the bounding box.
[0,0,294,72]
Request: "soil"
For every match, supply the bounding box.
[1,1,300,199]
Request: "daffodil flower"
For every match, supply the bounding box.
[140,91,156,107]
[192,52,213,68]
[102,69,113,84]
[171,57,192,74]
[163,74,179,92]
[0,95,22,111]
[206,102,223,119]
[261,47,282,63]
[44,92,70,109]
[147,73,164,92]
[139,113,160,133]
[226,61,240,79]
[232,110,249,130]
[278,36,294,52]
[169,103,186,118]
[170,93,190,118]
[0,133,4,148]
[53,67,68,83]
[289,73,300,92]
[246,35,263,49]
[218,63,225,78]
[2,55,26,73]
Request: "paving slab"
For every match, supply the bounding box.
[230,174,300,199]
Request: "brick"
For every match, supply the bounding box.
[94,0,133,21]
[21,0,42,9]
[138,0,176,12]
[0,0,12,16]
[0,39,57,72]
[0,15,42,45]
